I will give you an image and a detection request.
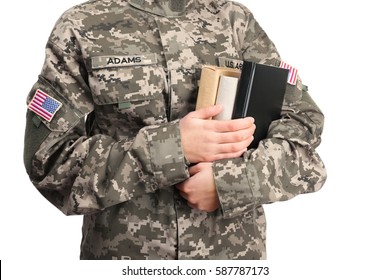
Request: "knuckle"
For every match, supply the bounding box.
[227,121,237,131]
[187,197,197,204]
[224,143,238,153]
[233,132,244,142]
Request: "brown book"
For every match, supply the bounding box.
[195,65,240,111]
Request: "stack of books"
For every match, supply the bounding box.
[196,60,289,149]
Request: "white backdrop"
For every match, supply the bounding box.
[1,1,389,279]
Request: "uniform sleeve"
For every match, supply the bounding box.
[23,20,189,216]
[214,4,327,218]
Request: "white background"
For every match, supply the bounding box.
[1,0,389,279]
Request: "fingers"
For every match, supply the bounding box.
[176,181,191,201]
[201,124,255,155]
[206,116,255,132]
[212,148,249,161]
[180,107,256,163]
[189,105,223,120]
[175,165,221,213]
[212,123,256,144]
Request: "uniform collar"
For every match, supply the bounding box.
[128,0,195,17]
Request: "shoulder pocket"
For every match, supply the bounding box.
[26,77,82,132]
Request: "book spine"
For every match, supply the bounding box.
[195,67,219,110]
[232,61,255,118]
[242,62,256,116]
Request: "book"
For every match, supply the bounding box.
[214,75,239,120]
[232,60,289,149]
[195,61,289,149]
[195,65,240,113]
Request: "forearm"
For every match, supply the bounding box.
[26,113,189,215]
[214,137,326,218]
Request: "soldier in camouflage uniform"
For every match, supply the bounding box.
[23,0,327,260]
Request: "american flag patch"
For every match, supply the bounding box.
[279,61,298,86]
[28,89,62,122]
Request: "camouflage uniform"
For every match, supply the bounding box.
[23,0,327,260]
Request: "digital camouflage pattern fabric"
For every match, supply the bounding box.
[23,0,327,260]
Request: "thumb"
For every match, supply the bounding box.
[191,105,223,119]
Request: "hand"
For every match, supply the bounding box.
[176,162,220,212]
[180,105,255,163]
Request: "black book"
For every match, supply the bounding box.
[232,60,289,149]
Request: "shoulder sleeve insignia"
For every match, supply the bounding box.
[279,61,298,86]
[28,89,62,122]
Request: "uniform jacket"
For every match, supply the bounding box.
[23,0,327,259]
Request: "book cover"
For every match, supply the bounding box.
[232,61,289,149]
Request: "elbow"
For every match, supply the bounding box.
[283,139,327,196]
[301,147,327,194]
[310,160,327,194]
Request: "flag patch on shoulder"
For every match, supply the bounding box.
[28,89,62,122]
[279,61,298,85]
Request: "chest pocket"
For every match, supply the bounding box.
[88,55,168,132]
